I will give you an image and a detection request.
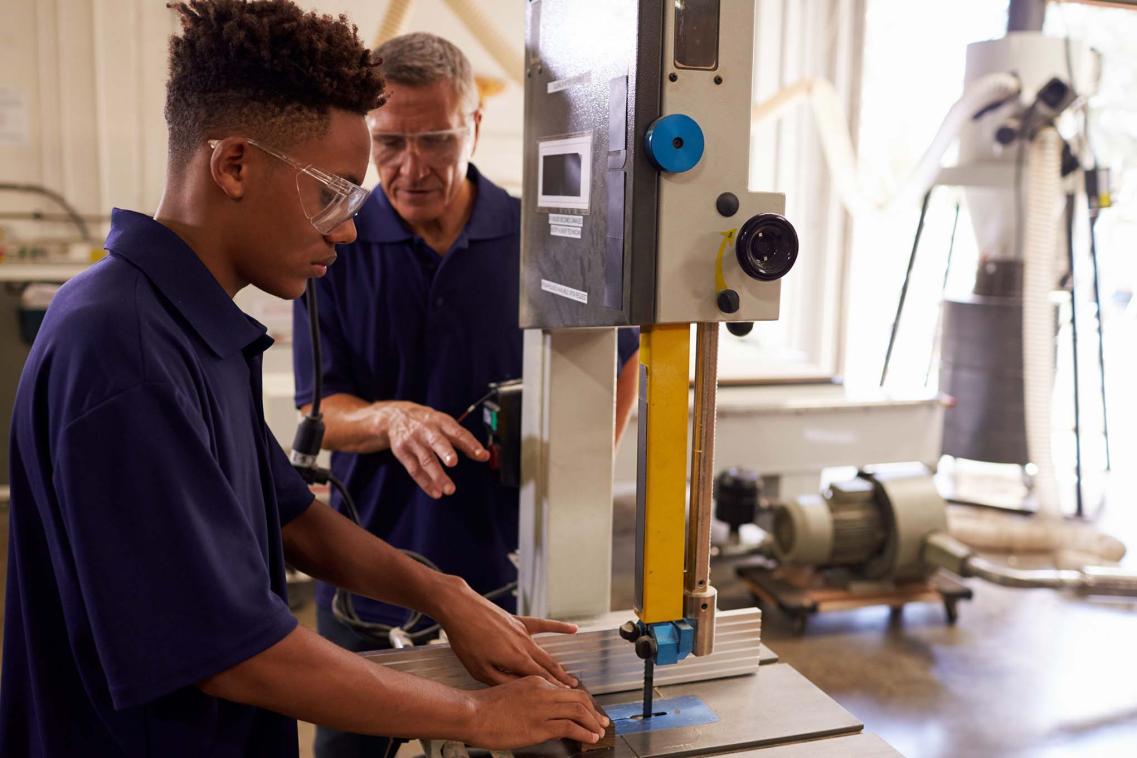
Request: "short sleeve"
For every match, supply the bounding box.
[267,432,315,525]
[52,382,299,710]
[292,279,359,408]
[617,327,640,367]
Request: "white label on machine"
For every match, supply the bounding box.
[541,278,588,304]
[547,71,591,94]
[549,224,582,239]
[549,213,584,227]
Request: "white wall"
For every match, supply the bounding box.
[0,0,525,242]
[0,0,176,242]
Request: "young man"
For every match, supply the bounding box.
[0,3,606,756]
[291,34,639,755]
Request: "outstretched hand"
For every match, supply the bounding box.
[380,401,489,499]
[440,582,579,688]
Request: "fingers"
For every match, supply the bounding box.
[552,698,608,735]
[546,719,604,746]
[498,646,574,689]
[439,415,490,461]
[424,430,460,472]
[391,443,454,499]
[519,616,578,636]
[529,643,577,688]
[412,442,456,496]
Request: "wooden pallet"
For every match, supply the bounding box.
[737,564,972,634]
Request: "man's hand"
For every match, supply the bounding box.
[435,578,579,688]
[466,677,609,749]
[378,401,489,498]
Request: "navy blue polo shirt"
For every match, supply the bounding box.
[2,209,315,757]
[293,164,637,626]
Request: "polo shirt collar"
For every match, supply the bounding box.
[103,209,270,358]
[356,163,515,245]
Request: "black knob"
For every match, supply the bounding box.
[634,634,658,661]
[714,467,761,530]
[995,123,1018,146]
[716,289,740,314]
[619,621,639,642]
[715,192,739,217]
[735,214,798,281]
[726,322,754,337]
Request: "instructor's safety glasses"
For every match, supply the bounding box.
[207,138,370,235]
[369,123,474,167]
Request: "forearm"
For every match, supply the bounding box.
[283,498,460,619]
[198,625,473,740]
[614,350,639,446]
[302,393,394,453]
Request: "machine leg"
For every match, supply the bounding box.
[944,598,960,625]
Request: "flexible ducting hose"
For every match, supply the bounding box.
[750,73,1021,216]
[947,504,1126,563]
[1021,128,1065,514]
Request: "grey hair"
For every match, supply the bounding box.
[374,32,479,114]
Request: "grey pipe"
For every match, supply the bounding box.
[964,555,1083,590]
[924,532,1137,598]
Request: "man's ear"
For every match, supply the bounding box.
[209,138,251,201]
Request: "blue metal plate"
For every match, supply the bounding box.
[606,695,719,735]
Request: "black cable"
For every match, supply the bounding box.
[1064,194,1086,519]
[880,190,932,387]
[1086,209,1111,473]
[326,473,517,644]
[456,386,498,424]
[0,183,93,241]
[306,280,323,418]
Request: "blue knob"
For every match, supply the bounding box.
[644,114,705,173]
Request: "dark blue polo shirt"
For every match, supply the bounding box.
[2,209,315,757]
[293,165,637,626]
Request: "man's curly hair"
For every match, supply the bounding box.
[165,0,385,162]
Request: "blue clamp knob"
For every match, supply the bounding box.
[648,620,695,665]
[644,114,705,173]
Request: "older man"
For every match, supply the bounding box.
[292,32,638,758]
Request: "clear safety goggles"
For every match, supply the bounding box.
[369,122,474,166]
[208,138,370,235]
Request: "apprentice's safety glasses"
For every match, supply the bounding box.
[369,122,475,167]
[207,138,370,235]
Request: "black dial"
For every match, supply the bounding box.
[735,214,799,282]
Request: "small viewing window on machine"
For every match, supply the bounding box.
[537,133,592,211]
[674,0,720,71]
[541,153,582,197]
